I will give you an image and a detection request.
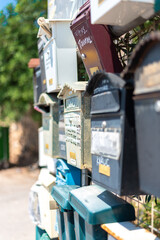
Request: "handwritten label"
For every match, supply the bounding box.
[78,37,93,50]
[74,26,88,37]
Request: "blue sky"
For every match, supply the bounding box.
[0,0,16,10]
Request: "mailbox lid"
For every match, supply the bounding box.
[69,185,135,225]
[51,185,80,210]
[91,90,120,114]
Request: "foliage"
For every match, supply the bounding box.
[138,197,160,237]
[0,0,47,123]
[115,15,160,67]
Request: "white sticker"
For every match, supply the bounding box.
[91,130,121,160]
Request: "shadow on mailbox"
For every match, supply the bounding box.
[122,31,160,198]
[85,71,141,195]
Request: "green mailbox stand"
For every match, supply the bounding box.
[69,185,135,240]
[51,185,79,240]
[0,127,9,167]
[37,93,59,158]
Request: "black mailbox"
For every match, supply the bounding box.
[86,72,140,195]
[38,38,47,93]
[33,66,42,104]
[123,32,160,197]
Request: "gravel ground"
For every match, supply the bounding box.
[0,166,39,240]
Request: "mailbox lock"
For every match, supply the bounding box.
[102,121,107,129]
[81,53,86,60]
[155,100,160,113]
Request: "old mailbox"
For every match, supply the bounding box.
[38,93,59,158]
[70,0,123,78]
[123,32,160,197]
[86,72,140,195]
[29,169,58,239]
[43,19,78,93]
[58,100,67,160]
[58,82,91,170]
[33,66,42,105]
[38,38,47,93]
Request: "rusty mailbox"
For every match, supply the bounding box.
[58,82,91,170]
[70,0,123,78]
[86,72,140,195]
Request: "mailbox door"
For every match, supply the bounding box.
[44,39,57,93]
[38,39,47,93]
[65,111,82,168]
[91,116,122,193]
[34,67,42,104]
[90,88,139,195]
[43,113,51,156]
[134,94,160,197]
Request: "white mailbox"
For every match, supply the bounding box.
[47,0,86,20]
[91,0,155,26]
[43,19,78,93]
[29,169,58,239]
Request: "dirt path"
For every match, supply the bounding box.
[0,167,39,240]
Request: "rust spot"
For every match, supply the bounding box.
[101,224,124,240]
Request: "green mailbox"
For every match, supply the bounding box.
[0,127,9,166]
[38,93,59,158]
[69,184,135,240]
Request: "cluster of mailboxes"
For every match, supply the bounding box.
[35,0,160,199]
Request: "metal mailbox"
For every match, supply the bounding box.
[38,93,59,157]
[43,20,77,93]
[123,32,160,197]
[69,185,135,240]
[38,38,47,93]
[56,159,82,186]
[51,185,80,240]
[90,0,157,27]
[86,72,140,195]
[70,0,123,78]
[33,66,42,104]
[29,169,58,239]
[58,100,67,160]
[58,82,91,169]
